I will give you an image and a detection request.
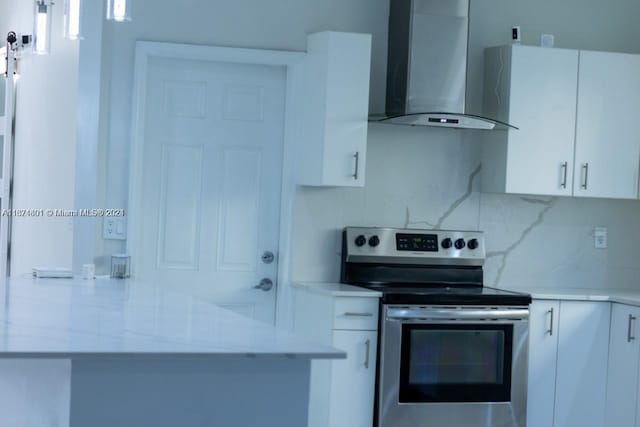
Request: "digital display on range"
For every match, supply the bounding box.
[396,234,439,252]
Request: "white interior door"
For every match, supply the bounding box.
[132,55,286,324]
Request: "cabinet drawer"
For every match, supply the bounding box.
[333,297,379,330]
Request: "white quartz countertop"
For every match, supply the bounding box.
[292,282,382,298]
[520,287,640,306]
[0,278,345,360]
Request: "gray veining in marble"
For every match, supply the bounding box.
[405,165,482,230]
[0,278,345,359]
[292,125,640,292]
[486,197,557,286]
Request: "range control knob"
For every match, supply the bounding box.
[355,235,367,247]
[454,239,466,250]
[467,239,479,250]
[369,236,380,247]
[441,238,453,249]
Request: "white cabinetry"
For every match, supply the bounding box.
[483,45,578,197]
[554,301,611,427]
[527,300,610,427]
[297,31,372,187]
[527,301,560,427]
[293,285,380,427]
[605,304,640,427]
[483,45,640,200]
[573,51,640,199]
[327,330,378,427]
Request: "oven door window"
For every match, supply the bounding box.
[399,324,513,403]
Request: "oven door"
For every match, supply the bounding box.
[377,306,529,427]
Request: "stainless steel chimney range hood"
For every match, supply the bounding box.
[372,0,516,131]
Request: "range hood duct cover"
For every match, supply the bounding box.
[376,0,516,130]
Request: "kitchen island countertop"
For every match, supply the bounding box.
[0,277,344,359]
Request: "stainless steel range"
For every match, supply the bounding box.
[341,227,531,427]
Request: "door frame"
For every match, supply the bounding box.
[127,41,304,327]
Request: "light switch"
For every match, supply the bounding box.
[594,227,607,249]
[104,218,127,240]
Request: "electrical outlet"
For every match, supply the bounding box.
[104,218,127,240]
[594,227,607,249]
[541,34,555,48]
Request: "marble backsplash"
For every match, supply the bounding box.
[291,124,640,291]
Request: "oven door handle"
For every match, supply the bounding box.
[387,308,529,321]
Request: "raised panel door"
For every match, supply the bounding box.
[134,55,287,323]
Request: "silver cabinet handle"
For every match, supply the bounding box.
[547,308,554,336]
[581,163,590,190]
[353,152,360,180]
[560,162,568,189]
[364,339,371,369]
[344,312,374,318]
[628,314,637,343]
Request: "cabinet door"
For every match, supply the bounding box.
[606,304,640,427]
[319,32,370,188]
[527,300,560,427]
[299,32,371,188]
[328,330,377,427]
[505,46,579,196]
[574,51,640,199]
[554,301,611,427]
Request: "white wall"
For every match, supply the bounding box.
[2,1,78,276]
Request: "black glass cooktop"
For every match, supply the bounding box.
[352,283,532,306]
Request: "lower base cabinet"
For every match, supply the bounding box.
[554,301,610,427]
[528,300,610,427]
[527,301,560,427]
[605,303,640,427]
[326,330,377,427]
[292,287,379,427]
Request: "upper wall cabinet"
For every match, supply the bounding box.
[483,45,579,197]
[573,51,640,199]
[297,31,372,187]
[482,45,640,200]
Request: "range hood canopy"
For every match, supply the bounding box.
[373,0,516,131]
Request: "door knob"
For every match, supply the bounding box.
[254,278,274,292]
[261,251,275,264]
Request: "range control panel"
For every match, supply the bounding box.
[396,233,439,252]
[344,227,485,266]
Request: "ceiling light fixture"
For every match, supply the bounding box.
[33,0,53,55]
[63,0,82,40]
[106,0,131,22]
